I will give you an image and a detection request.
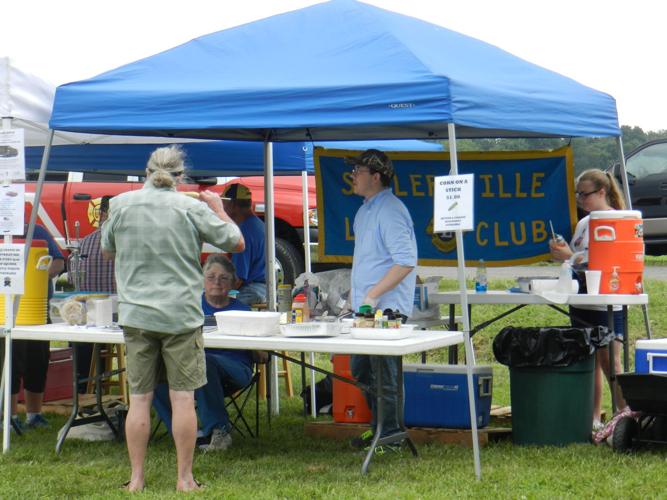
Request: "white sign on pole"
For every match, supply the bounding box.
[433,174,474,232]
[0,244,25,295]
[0,184,25,235]
[0,129,26,180]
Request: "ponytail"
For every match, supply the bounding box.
[146,145,187,189]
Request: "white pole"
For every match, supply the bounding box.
[264,141,280,415]
[448,123,481,480]
[2,117,13,452]
[301,171,317,418]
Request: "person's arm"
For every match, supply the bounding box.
[362,264,414,307]
[199,190,245,252]
[549,239,574,262]
[49,258,65,279]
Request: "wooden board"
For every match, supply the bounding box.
[304,421,511,448]
[20,394,123,416]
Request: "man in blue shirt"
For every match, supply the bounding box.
[221,183,266,305]
[346,149,417,454]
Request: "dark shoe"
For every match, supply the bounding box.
[25,414,49,429]
[197,428,232,452]
[350,429,374,449]
[11,416,26,434]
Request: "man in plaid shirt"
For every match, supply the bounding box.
[79,195,116,293]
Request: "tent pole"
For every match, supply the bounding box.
[301,171,317,418]
[448,123,481,480]
[616,137,631,208]
[264,140,280,415]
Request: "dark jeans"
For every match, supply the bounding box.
[350,354,401,437]
[153,350,252,436]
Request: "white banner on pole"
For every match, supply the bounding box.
[433,174,474,232]
[0,244,25,294]
[0,129,26,180]
[0,184,25,235]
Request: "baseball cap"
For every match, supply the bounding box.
[221,183,252,201]
[344,149,394,178]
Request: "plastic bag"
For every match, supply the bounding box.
[493,325,614,368]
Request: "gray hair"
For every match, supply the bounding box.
[203,254,237,281]
[146,145,187,189]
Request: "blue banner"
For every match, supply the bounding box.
[314,147,577,266]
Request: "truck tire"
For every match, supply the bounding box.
[275,238,304,285]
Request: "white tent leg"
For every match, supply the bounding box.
[264,141,280,415]
[448,123,481,480]
[301,171,317,418]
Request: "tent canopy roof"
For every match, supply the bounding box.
[50,0,619,141]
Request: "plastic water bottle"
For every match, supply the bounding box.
[557,261,573,293]
[475,259,488,293]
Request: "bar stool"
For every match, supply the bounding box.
[257,356,294,400]
[86,343,128,404]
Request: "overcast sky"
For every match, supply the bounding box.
[5,0,666,131]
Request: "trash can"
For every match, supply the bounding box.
[493,326,613,446]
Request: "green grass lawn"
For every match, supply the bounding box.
[1,278,666,498]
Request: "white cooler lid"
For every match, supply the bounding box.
[636,339,667,350]
[404,363,492,375]
[590,210,642,220]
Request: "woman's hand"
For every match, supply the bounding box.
[549,239,573,262]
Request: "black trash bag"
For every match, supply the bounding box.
[493,325,613,368]
[300,374,333,414]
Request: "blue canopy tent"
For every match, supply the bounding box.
[25,139,443,176]
[19,0,630,474]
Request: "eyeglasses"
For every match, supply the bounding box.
[351,166,374,176]
[204,275,233,284]
[575,189,601,199]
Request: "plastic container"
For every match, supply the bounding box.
[291,293,309,323]
[277,284,293,313]
[475,259,487,293]
[0,240,50,325]
[588,210,644,294]
[404,363,493,429]
[280,321,340,337]
[635,339,667,374]
[214,310,280,336]
[510,355,594,445]
[332,354,371,424]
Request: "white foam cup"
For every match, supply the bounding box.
[585,270,602,295]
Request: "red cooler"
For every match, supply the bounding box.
[588,210,644,294]
[332,355,371,423]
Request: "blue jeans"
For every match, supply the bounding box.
[350,354,401,437]
[152,350,253,436]
[236,282,267,306]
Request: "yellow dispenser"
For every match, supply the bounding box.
[0,240,51,325]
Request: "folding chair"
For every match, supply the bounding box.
[226,351,270,438]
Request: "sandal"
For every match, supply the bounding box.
[120,480,145,492]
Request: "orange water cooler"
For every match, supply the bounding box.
[332,354,372,423]
[588,210,644,294]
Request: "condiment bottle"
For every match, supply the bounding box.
[291,293,308,323]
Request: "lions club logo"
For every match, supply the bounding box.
[426,218,457,254]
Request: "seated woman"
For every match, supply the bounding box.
[152,254,253,451]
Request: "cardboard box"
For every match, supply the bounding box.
[404,363,493,429]
[635,339,667,374]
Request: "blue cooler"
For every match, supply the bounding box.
[635,339,667,374]
[403,363,493,429]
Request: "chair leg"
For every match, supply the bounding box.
[282,355,294,397]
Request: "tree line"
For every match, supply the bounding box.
[446,126,667,175]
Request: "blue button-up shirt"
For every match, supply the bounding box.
[351,188,417,316]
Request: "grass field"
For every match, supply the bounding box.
[1,278,665,498]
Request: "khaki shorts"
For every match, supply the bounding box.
[122,326,206,394]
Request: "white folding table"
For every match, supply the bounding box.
[8,324,475,474]
[430,291,649,410]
